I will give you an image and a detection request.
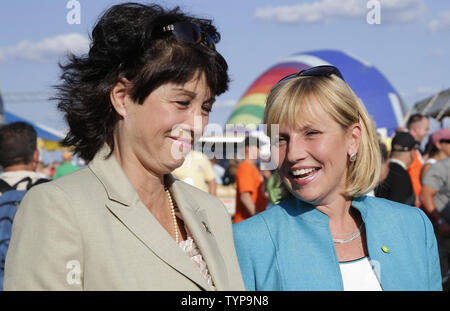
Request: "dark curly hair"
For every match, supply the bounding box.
[54,2,229,162]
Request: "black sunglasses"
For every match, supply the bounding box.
[162,22,216,50]
[275,65,345,87]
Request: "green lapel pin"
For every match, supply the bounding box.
[381,245,390,253]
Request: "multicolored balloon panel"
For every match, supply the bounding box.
[226,49,407,136]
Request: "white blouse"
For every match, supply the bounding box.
[339,257,383,291]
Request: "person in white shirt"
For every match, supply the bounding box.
[0,122,46,193]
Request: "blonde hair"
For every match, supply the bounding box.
[264,74,381,198]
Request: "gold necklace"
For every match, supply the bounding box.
[165,188,179,244]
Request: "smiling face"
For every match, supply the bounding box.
[112,72,214,176]
[273,97,359,206]
[265,74,380,200]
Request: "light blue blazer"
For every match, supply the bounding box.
[233,195,442,291]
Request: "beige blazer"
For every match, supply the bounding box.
[4,147,245,290]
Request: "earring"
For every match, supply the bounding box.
[349,153,357,162]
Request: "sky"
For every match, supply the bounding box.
[1,0,449,137]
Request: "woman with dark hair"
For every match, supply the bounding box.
[4,3,245,291]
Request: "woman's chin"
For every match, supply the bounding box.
[167,156,186,172]
[282,180,320,205]
[289,190,319,205]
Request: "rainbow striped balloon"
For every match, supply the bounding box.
[226,49,407,136]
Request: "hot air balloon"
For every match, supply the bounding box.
[226,49,407,137]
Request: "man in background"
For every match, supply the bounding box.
[0,122,44,191]
[406,114,430,206]
[53,150,80,179]
[0,121,49,290]
[172,149,216,195]
[375,132,418,206]
[234,136,267,223]
[210,157,225,186]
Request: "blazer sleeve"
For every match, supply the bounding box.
[4,183,84,290]
[233,215,281,291]
[233,222,256,291]
[207,196,246,290]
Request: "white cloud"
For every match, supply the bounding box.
[0,33,90,63]
[381,0,426,23]
[255,0,425,24]
[428,10,450,33]
[255,0,364,24]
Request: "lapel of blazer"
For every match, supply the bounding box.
[88,146,212,290]
[170,178,229,290]
[352,197,400,291]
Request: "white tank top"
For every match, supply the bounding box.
[339,257,383,291]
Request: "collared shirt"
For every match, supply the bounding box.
[389,158,407,171]
[375,160,416,206]
[0,170,42,193]
[172,150,215,193]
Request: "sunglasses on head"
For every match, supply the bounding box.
[274,65,345,88]
[162,22,216,50]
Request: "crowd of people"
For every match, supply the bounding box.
[31,151,81,180]
[0,2,449,292]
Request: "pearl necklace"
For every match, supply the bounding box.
[332,223,364,244]
[165,188,179,244]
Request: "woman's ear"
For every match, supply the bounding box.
[347,123,362,157]
[110,78,132,118]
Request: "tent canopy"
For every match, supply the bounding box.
[414,88,450,121]
[4,111,65,150]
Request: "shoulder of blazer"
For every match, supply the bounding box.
[353,195,431,238]
[233,205,287,250]
[50,166,106,198]
[233,195,308,241]
[26,166,110,216]
[172,178,228,214]
[355,195,424,218]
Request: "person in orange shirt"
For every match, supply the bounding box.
[406,114,430,207]
[234,136,267,223]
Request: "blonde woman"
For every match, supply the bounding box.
[233,65,442,291]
